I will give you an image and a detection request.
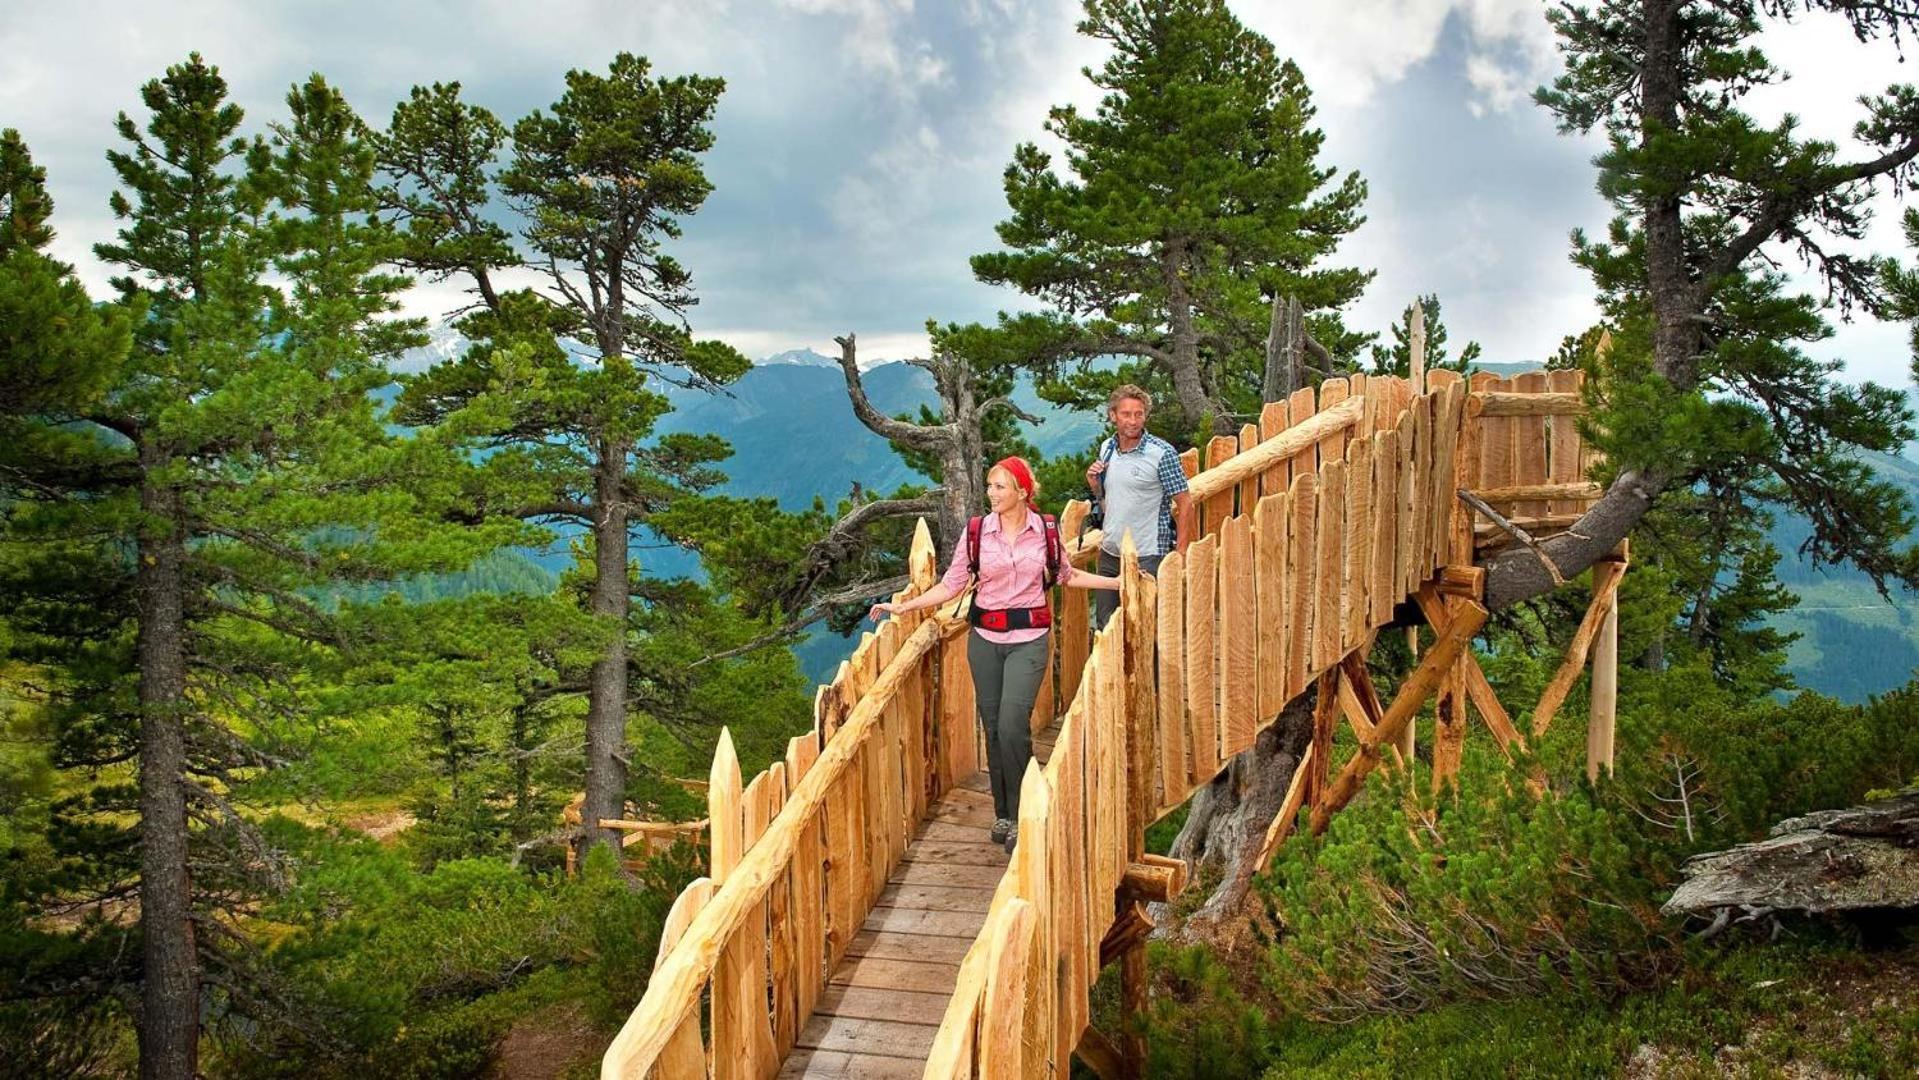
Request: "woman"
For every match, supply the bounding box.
[870,456,1119,853]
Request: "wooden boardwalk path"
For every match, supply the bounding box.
[602,371,1614,1080]
[782,724,1061,1078]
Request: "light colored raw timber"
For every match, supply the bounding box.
[604,373,1613,1080]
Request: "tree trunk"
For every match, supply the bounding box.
[1160,243,1220,435]
[136,460,197,1080]
[1155,694,1313,944]
[938,359,987,559]
[581,431,630,857]
[1262,294,1306,403]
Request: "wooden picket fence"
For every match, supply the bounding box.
[603,368,1603,1079]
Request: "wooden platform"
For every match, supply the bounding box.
[782,722,1059,1078]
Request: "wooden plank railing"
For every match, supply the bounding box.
[605,369,1591,1080]
[602,521,969,1079]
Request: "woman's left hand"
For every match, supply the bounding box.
[869,600,902,622]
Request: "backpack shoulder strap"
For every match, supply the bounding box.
[967,515,984,579]
[1042,513,1062,587]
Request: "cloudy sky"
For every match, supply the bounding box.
[3,0,1914,385]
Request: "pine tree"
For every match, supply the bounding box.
[1,60,508,1078]
[973,0,1371,440]
[1496,1,1919,610]
[380,59,755,857]
[1367,294,1481,378]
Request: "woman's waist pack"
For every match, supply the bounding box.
[968,605,1053,632]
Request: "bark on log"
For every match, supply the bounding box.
[1664,791,1919,922]
[1154,694,1313,943]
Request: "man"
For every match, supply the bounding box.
[1087,384,1194,628]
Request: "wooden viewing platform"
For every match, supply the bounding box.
[603,367,1627,1080]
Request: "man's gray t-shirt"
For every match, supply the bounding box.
[1098,433,1187,557]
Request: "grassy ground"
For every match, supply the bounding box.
[1243,937,1919,1078]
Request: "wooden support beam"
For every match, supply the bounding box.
[1529,557,1628,737]
[1414,587,1526,758]
[1431,617,1467,791]
[1469,390,1584,417]
[1589,560,1622,782]
[1312,601,1489,834]
[1309,668,1339,806]
[1437,565,1484,600]
[1120,854,1189,904]
[1255,741,1316,872]
[1099,903,1157,968]
[600,818,707,834]
[1469,481,1603,504]
[1076,1024,1126,1080]
[1334,654,1405,768]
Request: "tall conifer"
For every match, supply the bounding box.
[974,0,1371,438]
[1,59,509,1078]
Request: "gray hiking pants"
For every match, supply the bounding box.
[966,630,1051,823]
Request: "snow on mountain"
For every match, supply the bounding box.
[392,325,469,374]
[759,348,840,368]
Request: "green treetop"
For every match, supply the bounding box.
[379,58,763,858]
[1481,1,1919,610]
[973,0,1371,441]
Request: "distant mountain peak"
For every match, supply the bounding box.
[759,348,839,369]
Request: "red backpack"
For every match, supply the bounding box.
[964,513,1064,632]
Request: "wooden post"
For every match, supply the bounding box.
[1397,629,1417,763]
[1117,539,1151,1078]
[1588,559,1623,782]
[1408,300,1426,395]
[1312,601,1488,834]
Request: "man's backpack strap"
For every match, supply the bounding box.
[1041,513,1062,588]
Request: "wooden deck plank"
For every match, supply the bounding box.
[828,955,962,994]
[872,882,996,914]
[794,1014,939,1059]
[845,929,974,965]
[914,821,994,844]
[896,841,1009,867]
[810,985,953,1026]
[780,1048,927,1078]
[888,860,1007,889]
[858,906,989,938]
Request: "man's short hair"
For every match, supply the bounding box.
[1107,384,1152,415]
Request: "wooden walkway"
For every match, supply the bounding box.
[781,723,1061,1078]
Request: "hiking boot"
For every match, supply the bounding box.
[990,818,1013,845]
[1003,826,1018,854]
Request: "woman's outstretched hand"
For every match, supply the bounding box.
[868,600,903,622]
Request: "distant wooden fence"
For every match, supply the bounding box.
[604,368,1602,1079]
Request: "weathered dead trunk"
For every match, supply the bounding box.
[136,459,197,1080]
[833,334,1004,563]
[1156,693,1314,944]
[1261,293,1306,403]
[1664,790,1919,927]
[580,429,631,857]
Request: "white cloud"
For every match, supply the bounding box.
[1237,0,1555,114]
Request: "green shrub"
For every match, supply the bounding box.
[1141,944,1278,1080]
[1259,748,1677,1021]
[226,832,691,1078]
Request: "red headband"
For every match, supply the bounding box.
[993,456,1040,510]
